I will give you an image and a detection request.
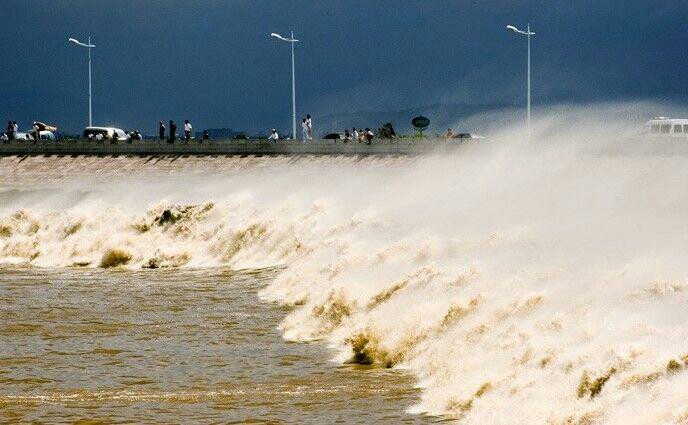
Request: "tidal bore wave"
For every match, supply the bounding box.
[3,115,688,423]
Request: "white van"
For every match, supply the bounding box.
[82,127,130,142]
[644,117,688,138]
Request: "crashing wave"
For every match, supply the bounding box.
[3,113,688,423]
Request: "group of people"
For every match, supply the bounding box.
[301,114,313,142]
[343,127,374,144]
[266,114,313,142]
[158,119,207,143]
[266,119,376,144]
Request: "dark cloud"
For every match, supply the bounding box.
[1,0,686,135]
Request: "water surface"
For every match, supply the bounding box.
[0,266,441,423]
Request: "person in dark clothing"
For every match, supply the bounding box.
[168,120,176,143]
[202,130,210,140]
[158,121,165,140]
[32,122,41,143]
[6,121,13,141]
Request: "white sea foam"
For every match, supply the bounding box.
[3,104,688,423]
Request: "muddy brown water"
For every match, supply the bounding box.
[0,266,447,424]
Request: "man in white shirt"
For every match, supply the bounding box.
[306,114,312,140]
[352,127,359,142]
[268,129,279,141]
[301,118,308,143]
[184,120,193,143]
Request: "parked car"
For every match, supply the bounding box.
[82,127,130,142]
[1,131,54,141]
[127,130,143,141]
[38,130,56,140]
[0,132,27,141]
[453,133,485,140]
[644,117,688,138]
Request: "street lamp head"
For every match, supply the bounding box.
[270,33,298,43]
[507,25,535,36]
[68,37,95,48]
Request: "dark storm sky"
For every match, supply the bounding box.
[1,0,687,135]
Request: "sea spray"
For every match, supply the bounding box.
[3,105,688,423]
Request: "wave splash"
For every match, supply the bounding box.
[3,110,688,423]
[0,198,307,270]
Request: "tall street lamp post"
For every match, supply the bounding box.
[68,37,96,127]
[270,32,299,139]
[507,24,535,141]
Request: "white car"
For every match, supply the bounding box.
[1,131,55,141]
[644,117,688,138]
[38,130,56,140]
[0,132,26,141]
[82,127,130,142]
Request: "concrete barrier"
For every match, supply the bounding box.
[0,138,468,156]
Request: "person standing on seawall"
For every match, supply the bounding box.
[365,128,374,145]
[446,128,454,142]
[184,120,192,143]
[301,118,308,143]
[158,121,165,140]
[306,114,313,140]
[268,129,279,142]
[168,120,176,144]
[31,122,41,143]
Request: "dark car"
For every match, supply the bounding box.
[454,133,485,140]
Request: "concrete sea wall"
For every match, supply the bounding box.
[0,138,464,156]
[0,151,419,188]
